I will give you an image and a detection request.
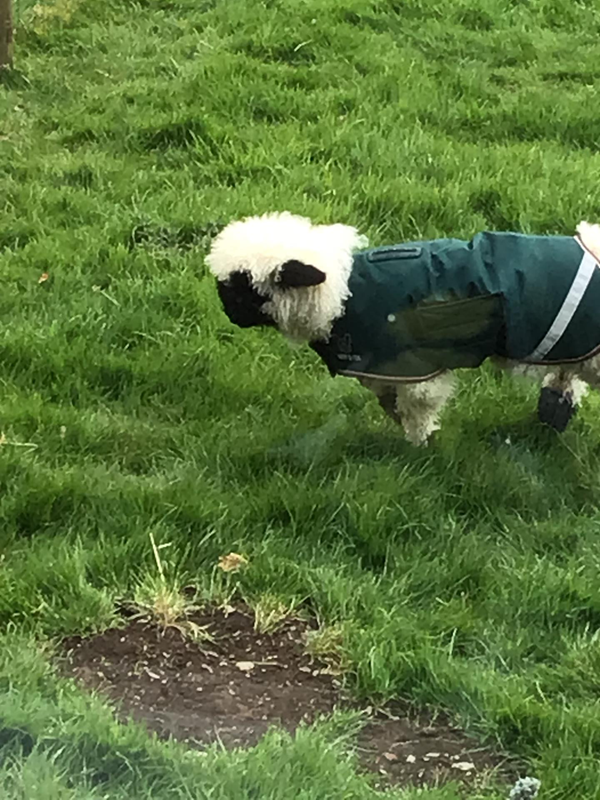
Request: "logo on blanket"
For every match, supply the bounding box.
[332,333,363,362]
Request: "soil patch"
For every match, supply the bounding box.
[61,605,516,790]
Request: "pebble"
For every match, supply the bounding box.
[451,761,476,772]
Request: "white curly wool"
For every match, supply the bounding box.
[206,211,368,340]
[577,220,600,262]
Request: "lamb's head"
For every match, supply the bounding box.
[206,212,366,340]
[214,257,326,329]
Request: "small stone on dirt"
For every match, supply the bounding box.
[452,761,476,771]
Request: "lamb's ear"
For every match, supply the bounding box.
[277,259,326,288]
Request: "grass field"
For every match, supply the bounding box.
[2,0,600,797]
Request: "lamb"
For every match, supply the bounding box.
[207,211,600,445]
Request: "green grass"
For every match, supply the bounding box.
[2,0,600,796]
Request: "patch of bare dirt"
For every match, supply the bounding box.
[60,606,516,790]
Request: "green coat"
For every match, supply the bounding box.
[310,232,600,382]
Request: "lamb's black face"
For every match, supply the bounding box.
[215,260,326,329]
[216,271,275,329]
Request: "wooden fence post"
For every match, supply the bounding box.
[0,0,14,70]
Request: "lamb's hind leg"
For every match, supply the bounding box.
[538,369,589,432]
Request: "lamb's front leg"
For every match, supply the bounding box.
[393,372,456,445]
[374,387,404,426]
[363,373,455,445]
[357,378,403,426]
[378,372,454,445]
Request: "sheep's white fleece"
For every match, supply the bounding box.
[577,220,600,262]
[206,212,367,340]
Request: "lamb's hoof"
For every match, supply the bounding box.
[537,387,577,433]
[425,430,439,447]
